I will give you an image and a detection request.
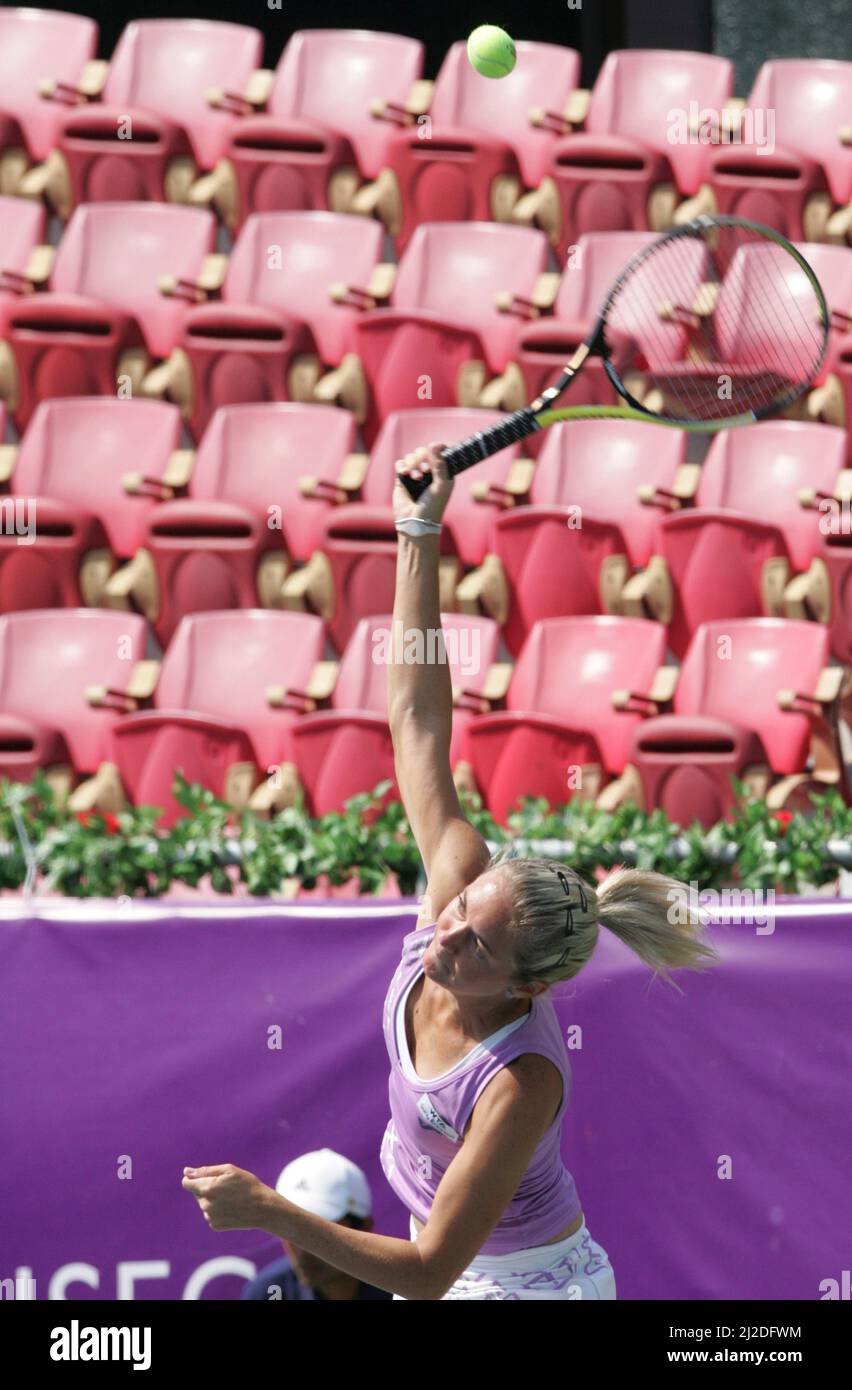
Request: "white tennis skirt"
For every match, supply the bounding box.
[393,1214,617,1301]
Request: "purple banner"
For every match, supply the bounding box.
[1,897,850,1300]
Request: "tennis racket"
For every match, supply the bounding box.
[399,214,829,501]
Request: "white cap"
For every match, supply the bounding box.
[275,1149,372,1222]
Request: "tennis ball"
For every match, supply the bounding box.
[467,25,516,79]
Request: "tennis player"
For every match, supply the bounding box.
[182,443,719,1300]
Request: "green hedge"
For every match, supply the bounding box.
[0,772,849,899]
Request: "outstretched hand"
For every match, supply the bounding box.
[393,441,454,526]
[181,1163,275,1232]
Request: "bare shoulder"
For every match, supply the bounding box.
[465,1052,564,1140]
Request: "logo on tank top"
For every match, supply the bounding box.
[417,1094,461,1143]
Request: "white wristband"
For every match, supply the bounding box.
[395,517,443,536]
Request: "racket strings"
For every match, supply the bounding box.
[606,225,825,422]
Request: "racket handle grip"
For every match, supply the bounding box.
[399,407,541,501]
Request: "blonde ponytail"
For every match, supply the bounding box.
[487,850,720,993]
[595,868,720,992]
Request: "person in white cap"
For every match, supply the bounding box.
[241,1150,391,1301]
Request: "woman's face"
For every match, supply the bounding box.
[422,870,539,999]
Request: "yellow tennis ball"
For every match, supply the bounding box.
[467,25,516,79]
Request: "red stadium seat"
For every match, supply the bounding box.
[107,402,359,647]
[460,615,670,824]
[146,211,388,439]
[457,505,630,658]
[190,29,425,233]
[0,397,183,612]
[531,50,734,263]
[0,203,218,430]
[0,608,149,789]
[324,221,552,446]
[691,60,852,241]
[0,8,97,189]
[282,407,530,652]
[90,609,329,825]
[286,612,501,814]
[623,506,793,660]
[21,19,264,217]
[529,419,689,568]
[351,40,581,255]
[628,619,849,824]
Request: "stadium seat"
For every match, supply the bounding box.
[350,40,581,255]
[189,29,425,232]
[630,237,825,422]
[280,612,502,815]
[0,607,150,793]
[621,508,792,659]
[0,196,48,338]
[456,505,630,658]
[457,615,671,824]
[142,211,389,440]
[0,397,184,612]
[696,421,848,571]
[528,418,689,568]
[281,407,533,652]
[0,8,97,193]
[72,609,329,825]
[680,60,852,242]
[105,402,359,647]
[801,243,852,453]
[19,19,264,217]
[626,619,850,825]
[485,229,702,422]
[315,221,554,446]
[0,203,218,430]
[524,50,735,264]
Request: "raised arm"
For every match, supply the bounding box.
[389,444,490,922]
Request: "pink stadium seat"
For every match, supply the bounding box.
[29,19,264,216]
[697,421,848,572]
[630,619,848,825]
[457,505,630,658]
[500,231,657,419]
[537,51,734,263]
[283,407,530,653]
[342,222,551,446]
[529,419,689,568]
[460,615,670,824]
[0,608,148,785]
[0,397,183,611]
[289,612,501,814]
[816,532,852,663]
[622,508,793,659]
[195,29,424,233]
[0,196,47,338]
[641,239,826,417]
[156,212,387,439]
[105,610,328,825]
[799,243,852,454]
[109,402,359,647]
[0,203,217,430]
[494,228,706,426]
[0,8,97,181]
[702,60,852,242]
[355,40,580,255]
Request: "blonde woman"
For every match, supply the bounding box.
[182,443,719,1301]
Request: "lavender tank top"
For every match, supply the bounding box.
[379,921,582,1255]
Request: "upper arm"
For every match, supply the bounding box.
[391,711,490,922]
[411,1055,564,1299]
